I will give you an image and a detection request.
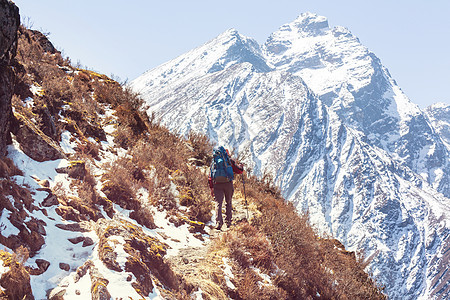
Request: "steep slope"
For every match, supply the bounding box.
[263,12,450,198]
[131,14,450,299]
[426,102,450,148]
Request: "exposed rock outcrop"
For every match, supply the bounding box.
[13,111,65,162]
[0,0,20,156]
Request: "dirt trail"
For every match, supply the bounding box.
[167,191,255,282]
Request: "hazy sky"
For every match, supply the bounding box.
[13,0,450,108]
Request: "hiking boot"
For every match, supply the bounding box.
[215,223,223,230]
[226,222,232,228]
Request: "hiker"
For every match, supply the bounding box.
[208,146,244,230]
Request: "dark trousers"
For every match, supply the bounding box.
[213,181,234,225]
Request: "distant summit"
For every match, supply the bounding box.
[206,28,271,73]
[291,12,329,35]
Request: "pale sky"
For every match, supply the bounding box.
[12,0,450,108]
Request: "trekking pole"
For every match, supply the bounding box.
[242,173,249,220]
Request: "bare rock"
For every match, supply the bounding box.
[19,229,45,257]
[0,0,20,156]
[82,237,94,247]
[55,161,86,179]
[59,262,70,271]
[25,218,47,236]
[55,205,81,222]
[42,192,59,207]
[13,114,65,162]
[48,287,66,300]
[67,161,87,179]
[68,236,85,244]
[98,238,122,272]
[55,222,90,232]
[35,258,50,272]
[89,266,111,300]
[0,0,19,62]
[73,260,94,283]
[40,179,50,188]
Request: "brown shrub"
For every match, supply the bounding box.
[102,155,151,201]
[208,223,287,299]
[180,167,212,223]
[125,132,212,223]
[239,171,281,200]
[249,191,385,299]
[102,180,138,211]
[14,27,111,151]
[100,155,158,229]
[187,131,213,166]
[0,250,33,300]
[235,269,286,300]
[0,157,23,178]
[129,207,156,230]
[75,139,101,160]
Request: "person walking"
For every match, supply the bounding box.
[208,146,243,230]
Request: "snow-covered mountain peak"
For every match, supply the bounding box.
[261,14,450,199]
[291,12,329,35]
[131,27,270,98]
[263,13,330,57]
[216,27,241,41]
[206,28,271,73]
[263,13,368,90]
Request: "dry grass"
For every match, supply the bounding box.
[0,157,23,178]
[221,222,288,299]
[13,26,108,161]
[102,120,213,225]
[101,157,157,229]
[0,248,33,299]
[187,131,213,166]
[101,125,213,226]
[245,184,386,299]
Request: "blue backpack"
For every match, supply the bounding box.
[210,146,234,183]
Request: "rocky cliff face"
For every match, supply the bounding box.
[0,0,19,156]
[426,102,450,149]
